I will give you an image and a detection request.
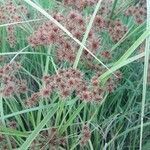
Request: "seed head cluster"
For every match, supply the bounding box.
[25,68,122,107]
[41,68,105,102]
[0,62,28,97]
[29,11,102,63]
[125,0,146,24]
[99,0,113,16]
[7,120,17,129]
[80,124,91,146]
[0,0,28,47]
[108,19,128,42]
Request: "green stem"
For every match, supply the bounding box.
[109,0,118,20]
[44,45,52,75]
[0,94,12,149]
[73,0,103,69]
[139,1,150,149]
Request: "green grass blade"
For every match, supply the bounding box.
[20,105,58,150]
[114,30,150,65]
[0,93,13,149]
[0,18,45,28]
[139,1,150,149]
[107,121,150,148]
[99,29,150,82]
[10,45,30,63]
[0,126,28,137]
[59,102,85,134]
[100,53,144,81]
[110,23,145,52]
[0,104,56,120]
[73,0,102,69]
[109,0,118,20]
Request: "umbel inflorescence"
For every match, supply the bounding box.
[25,68,122,107]
[0,59,121,107]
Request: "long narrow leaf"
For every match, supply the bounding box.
[20,105,58,150]
[100,53,144,81]
[73,0,103,69]
[139,0,150,149]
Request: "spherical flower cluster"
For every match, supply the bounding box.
[42,68,86,100]
[108,19,127,42]
[48,128,66,148]
[101,50,112,60]
[125,1,146,24]
[28,21,62,47]
[25,92,40,107]
[7,26,16,47]
[7,120,17,129]
[94,15,106,30]
[83,37,100,61]
[0,7,6,23]
[0,62,28,98]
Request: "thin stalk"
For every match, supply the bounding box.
[20,105,58,150]
[139,0,150,149]
[0,93,12,149]
[89,140,94,150]
[44,45,52,74]
[0,18,45,28]
[109,0,118,20]
[0,51,54,56]
[10,45,30,63]
[99,52,144,82]
[45,45,58,74]
[73,0,103,69]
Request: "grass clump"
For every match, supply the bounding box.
[0,0,150,149]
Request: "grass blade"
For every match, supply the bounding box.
[73,0,103,69]
[100,52,145,81]
[0,126,28,137]
[139,0,150,149]
[114,30,150,65]
[10,45,30,63]
[0,18,45,28]
[99,29,150,82]
[59,102,85,134]
[20,105,58,150]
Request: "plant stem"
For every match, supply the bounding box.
[139,0,150,149]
